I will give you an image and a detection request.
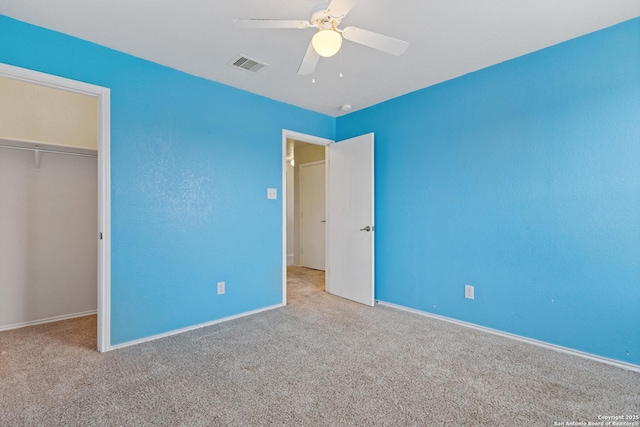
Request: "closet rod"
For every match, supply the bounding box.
[0,143,97,158]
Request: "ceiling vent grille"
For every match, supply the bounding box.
[229,55,268,74]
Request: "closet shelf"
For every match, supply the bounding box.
[0,138,97,168]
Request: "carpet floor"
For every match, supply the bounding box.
[1,266,638,426]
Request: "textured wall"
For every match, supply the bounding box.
[337,18,640,365]
[0,15,334,345]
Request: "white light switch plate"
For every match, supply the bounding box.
[465,285,474,300]
[267,188,277,200]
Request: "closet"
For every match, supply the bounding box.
[0,76,98,331]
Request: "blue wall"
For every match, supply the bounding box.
[2,13,638,364]
[0,15,335,345]
[337,18,640,365]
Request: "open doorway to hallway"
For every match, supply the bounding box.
[288,140,326,270]
[285,137,328,294]
[282,130,375,307]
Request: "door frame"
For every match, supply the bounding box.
[0,62,112,352]
[299,159,326,270]
[281,130,332,304]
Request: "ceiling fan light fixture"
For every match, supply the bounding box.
[312,29,342,57]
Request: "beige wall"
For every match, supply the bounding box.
[0,76,98,150]
[295,142,325,165]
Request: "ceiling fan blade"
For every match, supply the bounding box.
[342,26,409,56]
[326,0,358,19]
[234,19,310,29]
[297,41,318,75]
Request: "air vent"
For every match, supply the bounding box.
[229,55,268,74]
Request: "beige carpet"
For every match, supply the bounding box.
[1,266,638,426]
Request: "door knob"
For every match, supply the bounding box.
[360,226,372,232]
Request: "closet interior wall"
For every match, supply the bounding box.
[0,141,98,330]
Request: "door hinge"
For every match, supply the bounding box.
[100,232,103,240]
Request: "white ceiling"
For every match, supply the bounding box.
[1,1,638,117]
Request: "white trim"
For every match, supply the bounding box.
[0,311,97,332]
[109,303,284,350]
[283,130,333,147]
[281,130,333,305]
[97,89,111,353]
[0,62,112,353]
[377,300,640,373]
[0,63,103,96]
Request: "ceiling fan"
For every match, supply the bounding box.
[234,0,409,75]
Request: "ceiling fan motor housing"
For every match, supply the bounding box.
[310,3,342,27]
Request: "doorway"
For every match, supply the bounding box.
[288,138,327,271]
[282,131,332,304]
[0,63,111,352]
[282,130,375,307]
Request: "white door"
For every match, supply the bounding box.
[300,161,326,270]
[326,133,374,306]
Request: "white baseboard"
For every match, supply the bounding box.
[108,303,285,351]
[0,310,97,332]
[287,253,294,265]
[377,300,640,373]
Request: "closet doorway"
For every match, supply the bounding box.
[0,63,111,352]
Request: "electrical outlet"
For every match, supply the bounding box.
[217,281,225,295]
[465,284,474,300]
[267,188,277,200]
